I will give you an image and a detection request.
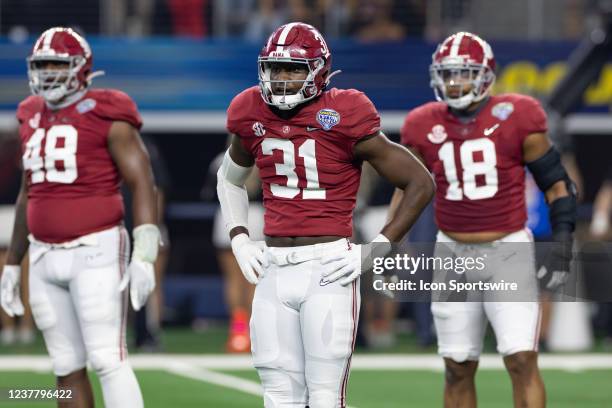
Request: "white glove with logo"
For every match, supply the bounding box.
[321,234,392,286]
[118,224,160,311]
[231,233,267,284]
[1,265,25,317]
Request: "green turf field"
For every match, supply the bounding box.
[0,368,610,407]
[0,327,610,407]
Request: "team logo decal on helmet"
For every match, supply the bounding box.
[258,22,341,110]
[316,108,340,130]
[430,32,496,110]
[491,102,514,121]
[427,124,448,144]
[27,27,104,103]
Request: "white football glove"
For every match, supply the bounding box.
[231,233,267,284]
[321,234,391,286]
[118,224,160,311]
[118,259,155,311]
[320,243,363,286]
[1,265,25,317]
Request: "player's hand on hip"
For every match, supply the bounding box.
[321,234,392,286]
[231,233,267,284]
[320,244,363,286]
[0,265,25,317]
[118,260,156,311]
[537,240,572,291]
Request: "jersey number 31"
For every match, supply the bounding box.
[262,138,325,199]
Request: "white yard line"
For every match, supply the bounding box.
[1,354,612,372]
[165,361,263,395]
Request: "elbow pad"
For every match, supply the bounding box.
[216,150,252,233]
[526,147,574,193]
[526,147,577,237]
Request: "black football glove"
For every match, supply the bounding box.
[537,231,573,291]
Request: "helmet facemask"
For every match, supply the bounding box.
[27,55,87,104]
[258,57,326,110]
[430,59,495,110]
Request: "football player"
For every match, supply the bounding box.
[217,22,434,407]
[0,28,159,408]
[391,32,576,407]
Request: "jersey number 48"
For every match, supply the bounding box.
[22,125,78,184]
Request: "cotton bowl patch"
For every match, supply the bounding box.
[316,109,340,130]
[491,102,514,121]
[76,98,96,114]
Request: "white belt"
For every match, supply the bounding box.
[266,238,351,266]
[28,229,107,264]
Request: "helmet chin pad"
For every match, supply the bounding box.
[446,93,475,110]
[40,85,69,103]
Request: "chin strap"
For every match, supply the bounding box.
[326,69,342,85]
[87,70,105,81]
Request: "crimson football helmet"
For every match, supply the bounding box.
[430,32,496,109]
[27,27,102,103]
[258,22,339,110]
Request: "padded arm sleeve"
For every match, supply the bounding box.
[216,149,253,233]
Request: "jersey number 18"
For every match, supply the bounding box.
[438,138,498,200]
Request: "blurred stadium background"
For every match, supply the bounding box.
[1,0,612,406]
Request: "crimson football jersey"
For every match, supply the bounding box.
[401,94,547,233]
[227,86,380,237]
[17,89,142,243]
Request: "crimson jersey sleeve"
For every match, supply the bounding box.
[91,89,143,130]
[226,88,252,136]
[517,95,547,137]
[16,96,45,125]
[400,108,422,149]
[337,89,381,147]
[226,87,261,155]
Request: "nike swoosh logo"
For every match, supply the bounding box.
[483,123,500,136]
[306,127,320,132]
[319,277,332,286]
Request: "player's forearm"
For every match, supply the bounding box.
[544,180,570,204]
[6,193,30,265]
[129,182,158,226]
[381,178,434,242]
[386,188,404,224]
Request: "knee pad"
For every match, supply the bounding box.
[307,390,338,408]
[258,367,307,408]
[88,348,122,377]
[442,350,475,364]
[52,353,87,377]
